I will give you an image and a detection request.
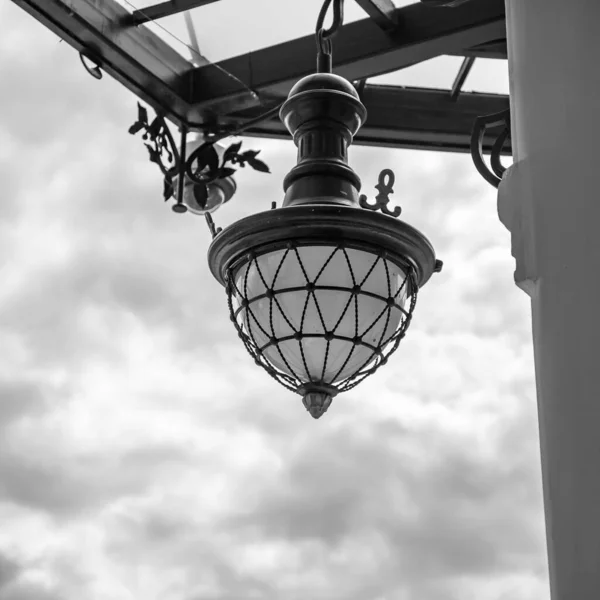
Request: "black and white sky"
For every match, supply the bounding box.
[0,2,549,599]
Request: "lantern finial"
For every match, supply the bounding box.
[302,390,334,419]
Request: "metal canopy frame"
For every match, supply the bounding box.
[10,0,510,154]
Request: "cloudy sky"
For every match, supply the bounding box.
[0,2,549,599]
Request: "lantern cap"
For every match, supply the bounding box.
[287,73,360,100]
[208,204,438,289]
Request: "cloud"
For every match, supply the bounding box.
[0,380,46,427]
[0,441,192,518]
[0,584,63,600]
[0,554,19,592]
[217,411,545,596]
[0,551,64,600]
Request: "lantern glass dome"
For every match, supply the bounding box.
[182,180,226,214]
[230,243,410,386]
[172,134,236,215]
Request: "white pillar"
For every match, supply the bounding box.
[499,2,600,598]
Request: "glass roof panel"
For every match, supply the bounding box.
[113,0,197,62]
[369,56,466,89]
[114,0,414,63]
[111,1,508,95]
[154,0,369,62]
[462,58,509,95]
[370,56,509,95]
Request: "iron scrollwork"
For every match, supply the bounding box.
[128,103,179,200]
[470,109,511,189]
[128,103,270,211]
[359,169,402,217]
[185,140,270,187]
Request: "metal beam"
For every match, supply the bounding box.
[220,85,511,155]
[11,0,509,155]
[450,56,476,100]
[11,0,199,123]
[182,0,506,114]
[421,0,474,6]
[459,38,506,59]
[353,0,397,31]
[123,0,220,26]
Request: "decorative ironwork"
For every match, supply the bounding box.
[128,102,271,211]
[185,140,270,187]
[225,241,418,418]
[128,103,180,191]
[204,213,222,238]
[359,169,402,217]
[315,0,345,73]
[470,108,511,188]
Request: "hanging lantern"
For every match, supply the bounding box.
[172,133,237,215]
[127,104,266,217]
[208,73,442,418]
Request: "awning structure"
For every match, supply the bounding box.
[10,0,509,153]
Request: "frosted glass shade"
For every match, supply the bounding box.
[172,134,230,214]
[182,181,226,214]
[231,245,409,386]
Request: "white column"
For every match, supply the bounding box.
[499,2,600,598]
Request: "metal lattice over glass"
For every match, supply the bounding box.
[226,242,417,417]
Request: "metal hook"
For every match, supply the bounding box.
[315,0,344,71]
[316,29,333,56]
[315,0,345,40]
[470,109,511,188]
[204,213,222,238]
[359,168,402,218]
[79,51,102,80]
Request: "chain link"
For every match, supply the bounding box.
[315,0,345,71]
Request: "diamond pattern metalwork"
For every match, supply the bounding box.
[225,241,417,397]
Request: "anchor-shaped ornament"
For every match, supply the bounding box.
[359,169,401,217]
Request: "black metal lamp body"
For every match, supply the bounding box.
[208,73,440,418]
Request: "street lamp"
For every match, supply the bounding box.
[131,0,442,418]
[208,76,442,417]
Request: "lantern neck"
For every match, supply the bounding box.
[279,74,367,209]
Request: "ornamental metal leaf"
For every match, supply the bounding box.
[129,102,271,206]
[224,141,242,158]
[163,177,174,201]
[220,145,271,174]
[247,156,271,173]
[129,102,178,179]
[128,121,145,135]
[186,140,271,186]
[192,182,209,209]
[138,103,148,125]
[191,144,220,178]
[229,149,271,173]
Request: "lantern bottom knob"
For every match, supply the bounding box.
[301,390,334,419]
